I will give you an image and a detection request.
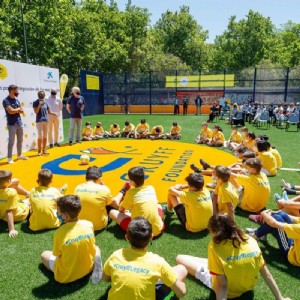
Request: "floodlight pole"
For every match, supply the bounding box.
[20,0,29,63]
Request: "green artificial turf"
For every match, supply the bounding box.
[0,113,299,299]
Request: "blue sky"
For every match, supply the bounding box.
[114,0,300,42]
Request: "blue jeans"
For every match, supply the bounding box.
[8,125,23,158]
[255,211,294,259]
[69,118,82,142]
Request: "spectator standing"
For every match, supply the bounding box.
[195,95,202,115]
[174,97,179,115]
[183,97,188,115]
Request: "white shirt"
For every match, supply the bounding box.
[46,96,62,116]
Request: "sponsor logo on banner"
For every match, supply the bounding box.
[43,70,57,83]
[0,63,8,80]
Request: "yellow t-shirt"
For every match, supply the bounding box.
[283,223,300,266]
[121,185,163,236]
[29,186,62,231]
[75,181,112,231]
[110,125,120,134]
[136,123,149,133]
[212,131,225,142]
[170,125,181,134]
[215,182,239,213]
[244,139,256,152]
[270,148,282,169]
[178,189,212,232]
[229,131,242,143]
[53,220,96,283]
[94,126,104,135]
[200,128,213,139]
[208,237,265,299]
[241,132,248,142]
[104,248,177,300]
[0,188,29,222]
[236,172,270,212]
[82,127,93,137]
[150,125,164,134]
[258,151,277,176]
[123,123,135,133]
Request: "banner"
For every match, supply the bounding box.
[0,59,63,159]
[166,74,235,88]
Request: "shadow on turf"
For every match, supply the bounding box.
[32,264,90,299]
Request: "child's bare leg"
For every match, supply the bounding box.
[167,194,181,210]
[109,210,131,225]
[41,250,53,271]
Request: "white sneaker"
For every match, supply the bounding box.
[246,228,267,241]
[281,179,291,189]
[91,256,103,284]
[8,158,14,164]
[17,155,28,160]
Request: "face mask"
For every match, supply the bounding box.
[75,92,80,96]
[14,92,19,97]
[57,213,64,224]
[96,125,100,128]
[51,92,57,96]
[87,125,91,128]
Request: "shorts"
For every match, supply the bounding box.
[155,283,178,300]
[120,207,165,235]
[195,259,212,289]
[174,204,186,228]
[49,255,57,272]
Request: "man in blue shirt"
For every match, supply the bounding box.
[195,95,202,115]
[2,84,28,164]
[66,87,85,145]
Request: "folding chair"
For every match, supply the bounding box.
[285,113,299,132]
[257,112,270,129]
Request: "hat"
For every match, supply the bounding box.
[97,122,102,125]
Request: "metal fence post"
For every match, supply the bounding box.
[284,67,290,103]
[223,68,226,95]
[124,72,128,114]
[253,68,257,103]
[149,70,152,114]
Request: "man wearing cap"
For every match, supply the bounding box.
[66,87,85,145]
[46,88,62,147]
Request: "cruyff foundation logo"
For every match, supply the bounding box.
[0,64,8,80]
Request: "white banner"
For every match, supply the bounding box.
[0,59,64,159]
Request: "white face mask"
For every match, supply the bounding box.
[87,125,91,128]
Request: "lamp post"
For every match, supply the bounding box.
[20,0,28,63]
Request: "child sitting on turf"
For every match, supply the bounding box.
[165,121,181,140]
[256,140,277,176]
[109,167,165,238]
[195,122,212,144]
[176,213,289,300]
[226,125,242,150]
[41,195,102,284]
[29,169,62,231]
[135,119,149,139]
[122,121,135,138]
[82,122,94,141]
[0,170,29,237]
[212,166,239,220]
[243,132,257,152]
[207,125,225,147]
[148,125,165,140]
[164,172,213,232]
[93,122,106,139]
[106,123,121,138]
[102,217,187,299]
[74,166,115,231]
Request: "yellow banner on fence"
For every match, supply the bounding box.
[86,74,100,90]
[166,74,235,88]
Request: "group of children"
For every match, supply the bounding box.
[81,119,182,141]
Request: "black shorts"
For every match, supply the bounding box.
[155,283,178,300]
[174,203,186,228]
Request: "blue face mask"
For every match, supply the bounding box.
[57,213,64,224]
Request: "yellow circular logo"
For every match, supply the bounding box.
[5,140,238,203]
[0,64,8,80]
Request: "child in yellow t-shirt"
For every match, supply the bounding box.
[102,217,187,300]
[109,167,164,237]
[93,122,106,139]
[148,125,165,140]
[208,125,225,147]
[106,123,120,138]
[226,125,242,150]
[176,213,288,299]
[135,119,150,139]
[243,132,257,152]
[256,140,277,176]
[122,121,135,138]
[82,122,94,141]
[165,172,213,232]
[0,170,29,237]
[29,169,62,231]
[166,121,181,140]
[74,166,114,231]
[41,195,102,284]
[213,166,238,220]
[195,122,212,144]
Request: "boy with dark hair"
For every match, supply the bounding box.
[122,121,135,138]
[29,169,62,231]
[213,166,238,220]
[135,119,149,139]
[148,125,165,140]
[164,173,213,232]
[106,123,120,138]
[41,195,102,284]
[74,166,114,231]
[165,121,181,140]
[102,217,187,299]
[256,140,277,176]
[82,121,94,141]
[0,170,29,237]
[109,167,164,237]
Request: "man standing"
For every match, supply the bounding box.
[46,88,62,148]
[195,95,202,115]
[2,85,28,164]
[66,87,85,145]
[183,97,188,115]
[173,97,179,115]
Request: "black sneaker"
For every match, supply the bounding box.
[76,140,82,144]
[162,204,174,215]
[69,141,73,146]
[49,144,54,148]
[200,159,210,170]
[54,142,60,147]
[190,164,201,173]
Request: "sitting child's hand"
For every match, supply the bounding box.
[9,229,18,238]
